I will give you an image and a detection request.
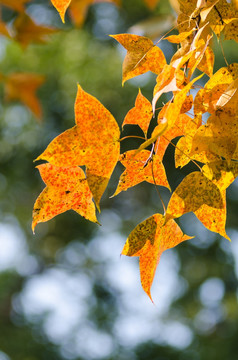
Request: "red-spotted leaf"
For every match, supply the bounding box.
[112,150,170,196]
[35,85,120,209]
[122,89,152,136]
[32,164,98,232]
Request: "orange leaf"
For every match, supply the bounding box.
[122,89,152,136]
[32,164,98,232]
[0,0,30,12]
[165,172,229,239]
[36,85,120,209]
[4,73,45,119]
[122,213,192,300]
[111,34,166,85]
[13,13,57,48]
[51,0,72,22]
[112,150,170,196]
[154,113,192,161]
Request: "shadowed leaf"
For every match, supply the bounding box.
[122,213,192,300]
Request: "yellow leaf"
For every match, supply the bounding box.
[122,89,152,136]
[112,150,170,196]
[165,171,229,239]
[154,113,192,161]
[122,213,192,300]
[164,29,195,43]
[202,161,238,189]
[32,164,98,232]
[194,63,238,116]
[110,34,166,85]
[36,85,120,209]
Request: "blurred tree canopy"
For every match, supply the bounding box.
[0,1,238,360]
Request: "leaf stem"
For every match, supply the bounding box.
[151,155,166,215]
[119,135,146,142]
[162,134,203,172]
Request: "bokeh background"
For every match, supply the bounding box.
[0,0,238,359]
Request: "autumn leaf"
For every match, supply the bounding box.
[174,114,218,168]
[35,85,120,209]
[165,171,229,239]
[112,150,170,196]
[3,73,45,119]
[122,89,152,136]
[164,29,195,43]
[51,0,72,23]
[13,13,57,48]
[0,0,30,12]
[122,213,192,300]
[154,113,192,162]
[111,34,166,85]
[153,73,203,129]
[32,164,98,232]
[191,92,238,161]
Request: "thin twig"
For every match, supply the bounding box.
[119,135,146,142]
[151,155,166,215]
[162,134,203,172]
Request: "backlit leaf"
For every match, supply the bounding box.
[165,171,229,239]
[32,164,98,232]
[51,0,72,23]
[36,85,120,209]
[122,89,152,136]
[122,213,192,300]
[112,150,170,196]
[111,34,166,85]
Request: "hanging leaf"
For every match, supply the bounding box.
[110,34,166,85]
[122,213,192,300]
[35,85,120,209]
[112,150,170,196]
[122,89,152,137]
[50,0,72,22]
[32,164,98,232]
[165,171,230,239]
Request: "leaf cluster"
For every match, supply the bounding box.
[1,0,237,301]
